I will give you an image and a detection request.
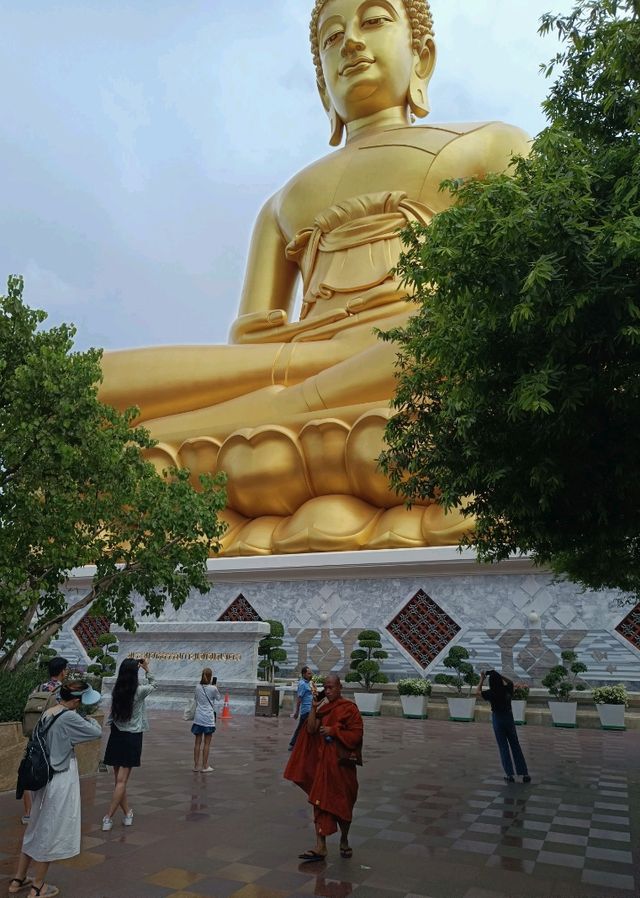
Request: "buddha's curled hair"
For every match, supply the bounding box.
[310,0,434,91]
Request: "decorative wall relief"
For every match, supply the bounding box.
[386,588,461,669]
[616,602,640,651]
[218,594,261,622]
[73,612,111,652]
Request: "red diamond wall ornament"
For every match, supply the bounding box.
[386,589,461,669]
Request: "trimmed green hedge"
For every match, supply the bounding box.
[0,664,43,724]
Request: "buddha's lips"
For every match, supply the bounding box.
[340,57,374,76]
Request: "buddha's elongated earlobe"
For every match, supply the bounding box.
[408,76,428,118]
[408,36,436,120]
[328,105,345,146]
[318,79,345,146]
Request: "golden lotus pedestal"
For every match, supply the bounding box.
[150,408,472,557]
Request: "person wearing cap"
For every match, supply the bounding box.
[10,680,102,898]
[20,657,70,827]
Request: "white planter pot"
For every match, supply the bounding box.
[511,700,527,724]
[353,692,383,717]
[400,695,429,719]
[447,697,476,722]
[548,700,577,727]
[596,703,625,730]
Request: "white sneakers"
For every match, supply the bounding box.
[201,766,214,773]
[102,810,133,831]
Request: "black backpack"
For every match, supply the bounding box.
[16,709,68,798]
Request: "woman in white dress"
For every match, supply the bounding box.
[10,680,102,898]
[191,668,221,772]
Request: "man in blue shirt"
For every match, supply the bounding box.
[288,665,313,750]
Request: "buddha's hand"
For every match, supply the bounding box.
[230,310,291,344]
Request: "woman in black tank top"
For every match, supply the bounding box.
[478,670,531,784]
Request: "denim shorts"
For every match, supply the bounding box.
[191,724,215,735]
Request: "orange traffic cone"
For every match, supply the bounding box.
[221,693,232,720]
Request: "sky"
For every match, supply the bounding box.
[0,0,577,351]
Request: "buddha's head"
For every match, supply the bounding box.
[310,0,436,145]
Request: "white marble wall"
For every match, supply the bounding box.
[111,621,269,685]
[119,550,640,688]
[55,548,640,692]
[100,621,269,713]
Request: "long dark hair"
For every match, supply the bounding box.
[110,658,140,723]
[488,670,512,696]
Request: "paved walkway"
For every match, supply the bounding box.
[1,713,638,898]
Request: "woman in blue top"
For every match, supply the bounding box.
[478,669,531,784]
[102,657,155,831]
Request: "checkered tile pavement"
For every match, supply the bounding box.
[0,714,638,898]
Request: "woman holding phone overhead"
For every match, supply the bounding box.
[102,657,155,831]
[477,669,531,784]
[191,668,222,772]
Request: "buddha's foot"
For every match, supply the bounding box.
[146,408,474,555]
[218,496,471,555]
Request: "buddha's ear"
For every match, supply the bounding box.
[317,78,345,147]
[408,36,436,119]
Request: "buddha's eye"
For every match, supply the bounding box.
[362,15,391,27]
[323,30,343,50]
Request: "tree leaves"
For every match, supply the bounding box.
[0,277,227,669]
[380,1,640,597]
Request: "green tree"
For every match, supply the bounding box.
[257,620,287,682]
[0,276,227,671]
[380,1,640,596]
[433,646,480,696]
[86,633,119,679]
[344,629,389,691]
[542,649,588,701]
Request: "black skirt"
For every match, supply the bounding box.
[103,724,143,768]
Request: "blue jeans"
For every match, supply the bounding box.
[288,711,309,748]
[492,711,528,777]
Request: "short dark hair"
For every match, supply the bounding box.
[301,665,311,675]
[48,656,68,678]
[60,680,88,701]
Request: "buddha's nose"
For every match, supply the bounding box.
[341,35,365,55]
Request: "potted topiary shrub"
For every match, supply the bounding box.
[87,633,119,687]
[345,629,389,716]
[434,645,479,721]
[397,678,431,719]
[255,620,288,717]
[542,649,588,727]
[592,683,628,730]
[258,620,288,682]
[512,683,530,725]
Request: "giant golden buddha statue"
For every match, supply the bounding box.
[100,0,530,556]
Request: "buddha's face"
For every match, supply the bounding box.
[317,0,414,122]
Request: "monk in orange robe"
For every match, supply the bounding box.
[284,674,363,862]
